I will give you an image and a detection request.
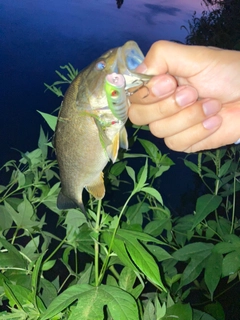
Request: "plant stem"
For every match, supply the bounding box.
[44,236,67,264]
[94,199,102,286]
[97,191,135,285]
[230,174,237,234]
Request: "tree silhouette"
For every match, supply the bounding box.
[184,0,240,49]
[116,0,124,9]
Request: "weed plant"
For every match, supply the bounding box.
[0,65,239,320]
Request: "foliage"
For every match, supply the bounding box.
[0,65,240,320]
[184,0,240,49]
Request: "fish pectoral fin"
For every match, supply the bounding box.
[94,119,112,148]
[119,126,128,150]
[86,172,105,199]
[57,190,86,214]
[107,132,120,163]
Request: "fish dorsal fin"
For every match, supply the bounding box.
[107,132,120,163]
[119,126,128,150]
[86,172,105,199]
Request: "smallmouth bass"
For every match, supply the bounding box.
[54,41,151,213]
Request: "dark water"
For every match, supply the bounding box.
[0,0,202,209]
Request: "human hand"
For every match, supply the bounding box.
[129,41,240,152]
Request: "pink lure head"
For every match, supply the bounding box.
[105,73,125,88]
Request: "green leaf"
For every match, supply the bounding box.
[138,138,159,161]
[31,252,46,303]
[65,209,87,230]
[143,300,155,320]
[0,205,13,236]
[135,159,148,192]
[0,237,26,268]
[184,159,199,174]
[180,253,210,288]
[42,260,56,271]
[162,303,192,320]
[144,218,171,237]
[141,187,163,205]
[155,299,166,319]
[214,242,240,255]
[103,232,137,271]
[38,126,48,159]
[125,202,149,225]
[110,161,127,176]
[219,159,232,178]
[222,249,240,277]
[17,170,26,188]
[5,197,37,229]
[3,282,46,313]
[204,251,223,300]
[192,194,222,229]
[40,284,89,320]
[193,309,217,320]
[125,166,136,184]
[204,302,225,320]
[39,278,58,307]
[145,244,172,262]
[119,267,137,292]
[3,281,23,310]
[47,182,61,197]
[40,284,138,320]
[70,285,138,320]
[104,229,166,291]
[37,111,57,131]
[173,242,214,261]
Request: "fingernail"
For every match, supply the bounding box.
[151,76,176,97]
[134,62,148,74]
[202,100,221,116]
[203,115,222,130]
[175,86,198,107]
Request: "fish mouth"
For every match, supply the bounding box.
[116,41,145,75]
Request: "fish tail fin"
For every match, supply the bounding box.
[57,191,86,214]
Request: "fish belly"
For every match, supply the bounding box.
[55,114,108,210]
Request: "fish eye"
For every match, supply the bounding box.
[96,61,106,70]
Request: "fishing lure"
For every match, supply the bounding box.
[104,73,129,124]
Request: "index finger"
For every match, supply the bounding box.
[129,73,177,105]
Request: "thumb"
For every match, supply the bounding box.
[137,40,212,78]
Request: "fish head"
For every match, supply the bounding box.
[81,41,150,104]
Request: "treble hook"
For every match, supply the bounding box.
[125,79,150,99]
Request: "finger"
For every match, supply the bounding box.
[129,86,199,125]
[136,40,213,77]
[149,99,221,138]
[184,102,240,152]
[163,115,223,152]
[129,74,177,104]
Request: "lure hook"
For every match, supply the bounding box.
[125,79,150,99]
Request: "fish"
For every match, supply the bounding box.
[54,41,152,213]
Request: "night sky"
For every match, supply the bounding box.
[0,0,203,209]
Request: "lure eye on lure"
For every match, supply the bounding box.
[111,90,119,98]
